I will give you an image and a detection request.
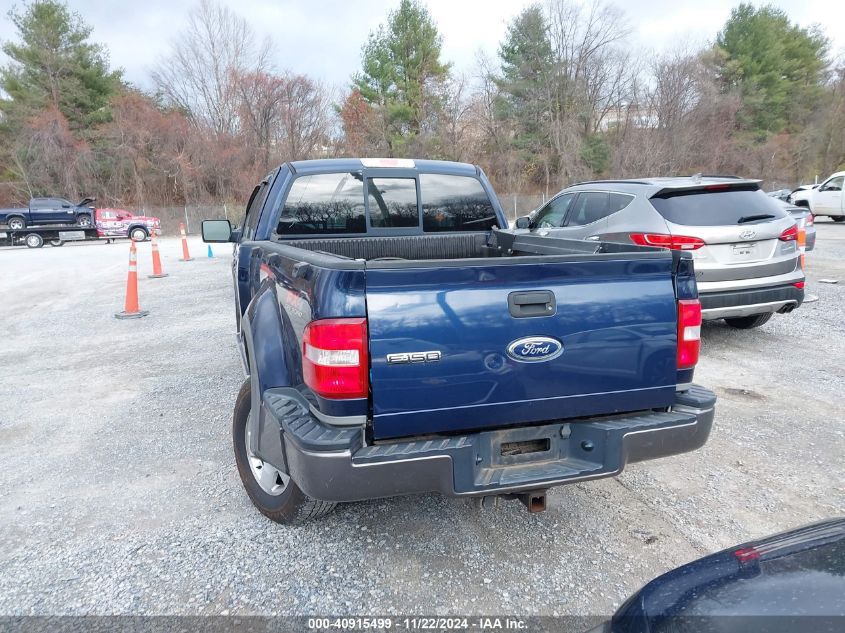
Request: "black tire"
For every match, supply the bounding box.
[24,233,44,248]
[76,214,92,227]
[232,380,336,524]
[832,216,845,223]
[8,216,25,230]
[49,239,64,247]
[724,312,773,329]
[129,227,149,242]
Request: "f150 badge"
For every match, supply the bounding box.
[387,351,441,364]
[506,336,564,362]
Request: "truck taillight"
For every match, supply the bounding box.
[630,233,705,250]
[779,224,798,241]
[677,299,701,370]
[302,318,368,399]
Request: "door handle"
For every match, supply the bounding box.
[508,290,556,318]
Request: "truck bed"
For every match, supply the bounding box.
[276,229,662,264]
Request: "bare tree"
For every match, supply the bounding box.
[276,73,334,161]
[152,0,272,135]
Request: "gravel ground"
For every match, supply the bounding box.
[0,227,843,617]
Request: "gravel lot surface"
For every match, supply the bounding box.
[0,227,843,617]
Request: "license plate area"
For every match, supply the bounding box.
[480,426,565,467]
[731,242,758,261]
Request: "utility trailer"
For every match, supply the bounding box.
[0,225,100,249]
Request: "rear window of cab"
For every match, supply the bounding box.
[274,172,498,236]
[650,185,790,226]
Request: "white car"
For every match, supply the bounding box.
[806,172,845,222]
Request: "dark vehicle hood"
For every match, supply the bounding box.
[610,518,845,632]
[78,197,96,207]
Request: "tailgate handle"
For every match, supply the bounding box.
[508,291,556,318]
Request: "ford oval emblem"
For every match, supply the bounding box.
[739,229,756,240]
[506,336,564,363]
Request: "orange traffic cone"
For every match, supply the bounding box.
[148,231,168,278]
[115,241,149,319]
[179,222,193,261]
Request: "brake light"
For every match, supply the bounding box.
[734,547,760,563]
[794,281,805,289]
[630,233,705,250]
[302,318,368,399]
[677,299,701,369]
[779,224,798,241]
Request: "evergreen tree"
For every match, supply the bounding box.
[716,3,828,135]
[353,0,450,153]
[494,4,555,182]
[0,0,123,130]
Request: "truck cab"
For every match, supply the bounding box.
[809,172,845,221]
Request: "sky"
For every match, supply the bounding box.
[0,0,843,91]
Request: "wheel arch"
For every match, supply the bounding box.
[241,282,296,466]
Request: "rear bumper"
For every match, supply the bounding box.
[700,283,804,320]
[262,386,715,503]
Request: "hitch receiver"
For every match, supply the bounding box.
[518,490,547,513]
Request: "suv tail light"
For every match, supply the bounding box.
[303,318,368,399]
[677,299,701,369]
[779,224,798,241]
[630,233,705,250]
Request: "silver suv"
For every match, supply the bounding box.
[515,177,804,329]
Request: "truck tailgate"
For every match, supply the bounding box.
[366,256,678,439]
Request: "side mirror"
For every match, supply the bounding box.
[202,219,233,243]
[515,216,531,229]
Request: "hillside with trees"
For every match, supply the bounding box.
[0,0,843,208]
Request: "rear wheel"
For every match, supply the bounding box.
[232,380,336,524]
[24,233,44,248]
[724,312,773,329]
[8,217,25,230]
[130,227,149,241]
[76,214,92,227]
[49,239,64,247]
[832,216,845,223]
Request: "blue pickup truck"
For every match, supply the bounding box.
[202,158,716,524]
[0,197,96,229]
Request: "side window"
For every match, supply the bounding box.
[367,178,419,228]
[275,172,365,236]
[532,193,575,229]
[241,184,269,241]
[31,199,51,210]
[821,176,843,192]
[420,174,498,232]
[565,192,633,226]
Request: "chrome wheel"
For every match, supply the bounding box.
[8,218,24,230]
[130,228,147,241]
[77,215,92,227]
[244,421,289,496]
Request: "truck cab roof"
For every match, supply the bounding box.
[288,158,480,177]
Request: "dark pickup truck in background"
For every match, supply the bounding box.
[0,197,96,229]
[202,158,716,524]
